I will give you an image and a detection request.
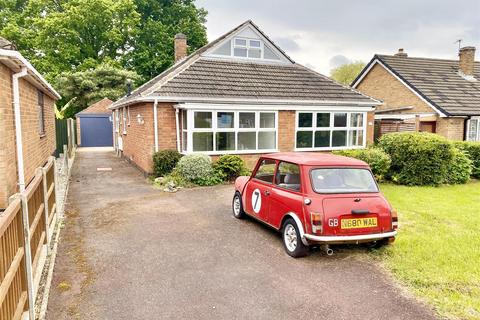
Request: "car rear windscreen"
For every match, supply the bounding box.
[310,168,378,193]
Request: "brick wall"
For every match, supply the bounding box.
[0,62,57,208]
[356,63,433,113]
[436,117,465,141]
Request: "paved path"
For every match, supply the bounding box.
[47,149,437,320]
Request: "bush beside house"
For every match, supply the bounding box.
[153,150,182,177]
[454,141,480,178]
[333,148,391,181]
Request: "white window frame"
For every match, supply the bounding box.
[232,37,264,59]
[466,117,480,141]
[295,111,367,151]
[127,106,131,126]
[122,107,127,134]
[185,109,278,155]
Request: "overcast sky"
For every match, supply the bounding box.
[195,0,480,75]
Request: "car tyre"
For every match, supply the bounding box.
[232,192,246,219]
[282,218,309,258]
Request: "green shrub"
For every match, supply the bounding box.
[454,141,480,178]
[153,150,182,177]
[378,132,454,186]
[333,148,391,181]
[214,155,246,181]
[445,148,472,184]
[177,154,214,183]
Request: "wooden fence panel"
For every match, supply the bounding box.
[0,198,28,320]
[55,119,68,158]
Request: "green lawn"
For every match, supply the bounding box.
[374,181,480,320]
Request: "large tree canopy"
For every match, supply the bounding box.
[330,61,366,86]
[0,0,208,113]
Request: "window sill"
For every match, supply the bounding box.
[294,146,365,152]
[39,133,46,139]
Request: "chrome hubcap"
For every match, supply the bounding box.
[284,224,297,252]
[233,196,241,216]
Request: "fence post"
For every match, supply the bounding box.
[63,144,68,170]
[39,166,51,252]
[52,156,60,218]
[11,193,35,320]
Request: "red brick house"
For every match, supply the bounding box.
[0,38,60,209]
[352,47,480,141]
[110,21,380,173]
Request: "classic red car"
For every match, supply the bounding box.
[233,152,398,257]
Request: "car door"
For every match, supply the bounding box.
[268,161,304,229]
[244,158,277,222]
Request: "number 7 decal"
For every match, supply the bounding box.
[251,188,262,214]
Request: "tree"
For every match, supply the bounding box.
[56,63,140,118]
[125,0,208,81]
[330,61,366,86]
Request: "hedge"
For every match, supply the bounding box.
[153,149,182,177]
[454,141,480,178]
[378,132,454,186]
[333,148,391,181]
[445,148,472,184]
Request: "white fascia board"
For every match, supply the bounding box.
[352,58,447,118]
[177,102,375,112]
[0,49,61,99]
[110,96,378,110]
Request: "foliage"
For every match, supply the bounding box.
[194,169,225,186]
[454,141,480,178]
[152,149,182,177]
[374,181,480,319]
[378,132,454,186]
[444,148,472,184]
[56,63,140,117]
[333,148,391,181]
[54,98,76,119]
[176,154,213,183]
[330,61,366,85]
[153,168,193,189]
[126,0,208,81]
[214,155,247,181]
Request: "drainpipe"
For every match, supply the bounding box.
[13,67,28,192]
[153,99,159,152]
[175,107,181,152]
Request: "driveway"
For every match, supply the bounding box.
[47,149,436,320]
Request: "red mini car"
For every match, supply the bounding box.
[233,152,398,257]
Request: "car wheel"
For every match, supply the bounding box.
[232,192,245,219]
[282,218,309,258]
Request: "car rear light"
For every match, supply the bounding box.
[310,212,323,234]
[391,209,398,230]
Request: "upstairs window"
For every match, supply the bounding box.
[37,90,45,136]
[233,38,262,59]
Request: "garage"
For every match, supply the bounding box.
[76,98,113,147]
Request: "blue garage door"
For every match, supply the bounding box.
[79,114,113,147]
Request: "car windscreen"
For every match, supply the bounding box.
[310,168,378,193]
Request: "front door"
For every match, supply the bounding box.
[420,121,436,133]
[244,159,276,222]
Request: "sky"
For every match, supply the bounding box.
[195,0,480,75]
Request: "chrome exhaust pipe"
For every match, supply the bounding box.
[323,244,334,256]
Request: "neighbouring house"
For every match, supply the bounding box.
[110,20,380,173]
[0,37,61,209]
[352,47,480,141]
[76,97,113,147]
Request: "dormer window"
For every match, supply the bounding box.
[233,38,262,59]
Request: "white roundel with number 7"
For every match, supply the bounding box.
[251,188,262,214]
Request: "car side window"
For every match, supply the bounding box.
[254,159,277,183]
[275,162,301,192]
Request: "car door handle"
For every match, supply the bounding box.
[264,190,270,196]
[351,209,370,214]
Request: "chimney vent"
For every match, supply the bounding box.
[459,46,476,77]
[394,48,408,57]
[174,33,187,62]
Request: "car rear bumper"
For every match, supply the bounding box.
[303,230,397,244]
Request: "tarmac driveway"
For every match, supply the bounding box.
[47,149,437,320]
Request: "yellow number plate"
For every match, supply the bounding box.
[341,217,377,229]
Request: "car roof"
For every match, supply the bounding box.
[262,152,369,167]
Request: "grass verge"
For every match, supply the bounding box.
[373,181,480,319]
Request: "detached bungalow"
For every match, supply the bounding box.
[0,37,60,209]
[110,20,379,173]
[352,47,480,141]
